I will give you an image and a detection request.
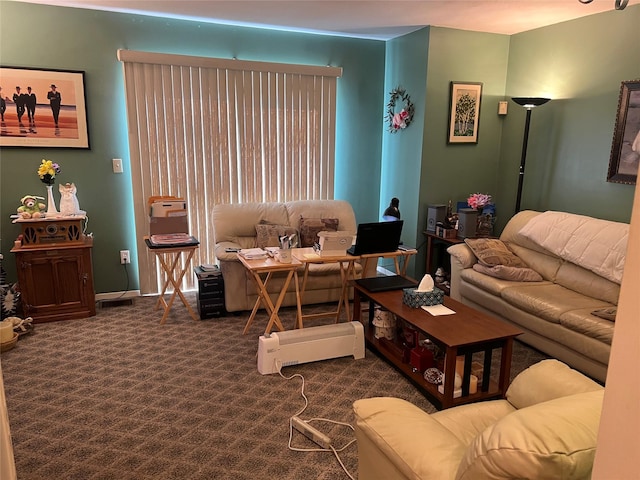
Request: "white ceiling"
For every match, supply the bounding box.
[10,0,638,40]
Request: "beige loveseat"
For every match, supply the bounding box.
[353,359,603,480]
[213,200,367,312]
[448,210,628,382]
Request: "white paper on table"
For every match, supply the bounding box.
[421,304,456,316]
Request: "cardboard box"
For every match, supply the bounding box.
[148,196,189,235]
[149,216,189,235]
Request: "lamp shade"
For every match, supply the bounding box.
[512,97,551,108]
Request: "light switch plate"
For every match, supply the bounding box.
[498,101,508,115]
[112,158,123,173]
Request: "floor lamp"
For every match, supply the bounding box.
[511,97,551,214]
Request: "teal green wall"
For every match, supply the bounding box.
[419,28,510,275]
[381,28,430,274]
[0,1,385,293]
[498,6,640,225]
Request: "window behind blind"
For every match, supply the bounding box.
[118,50,342,294]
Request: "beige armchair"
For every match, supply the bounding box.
[353,360,603,480]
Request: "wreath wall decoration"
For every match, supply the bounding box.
[386,86,415,133]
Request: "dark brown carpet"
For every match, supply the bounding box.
[1,293,548,479]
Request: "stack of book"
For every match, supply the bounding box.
[194,264,221,278]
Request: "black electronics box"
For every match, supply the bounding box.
[194,265,225,318]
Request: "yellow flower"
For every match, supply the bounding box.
[37,159,61,185]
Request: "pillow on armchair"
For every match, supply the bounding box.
[298,217,339,247]
[255,222,298,248]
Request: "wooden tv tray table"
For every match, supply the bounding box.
[238,254,302,335]
[352,282,522,410]
[145,237,199,324]
[292,247,358,325]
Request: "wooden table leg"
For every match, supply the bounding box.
[426,236,434,275]
[442,347,457,409]
[498,338,514,397]
[156,249,198,324]
[264,270,294,335]
[293,271,303,329]
[243,271,273,334]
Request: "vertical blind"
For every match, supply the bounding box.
[118,50,342,294]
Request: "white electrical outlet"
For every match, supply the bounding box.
[120,250,130,264]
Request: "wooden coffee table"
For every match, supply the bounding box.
[352,282,522,409]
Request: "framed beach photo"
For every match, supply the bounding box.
[448,82,483,144]
[607,79,640,185]
[0,66,89,148]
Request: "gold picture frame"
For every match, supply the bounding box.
[448,82,483,144]
[0,66,89,148]
[607,79,640,185]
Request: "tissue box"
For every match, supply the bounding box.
[402,287,444,308]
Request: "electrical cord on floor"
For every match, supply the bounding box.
[275,359,356,480]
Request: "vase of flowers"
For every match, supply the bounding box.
[467,193,495,236]
[38,159,61,215]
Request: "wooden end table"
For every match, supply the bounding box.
[352,282,522,409]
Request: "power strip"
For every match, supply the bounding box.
[291,416,332,449]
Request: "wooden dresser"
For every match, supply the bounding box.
[11,217,95,323]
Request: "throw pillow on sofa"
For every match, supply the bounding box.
[591,307,617,322]
[464,238,527,268]
[472,263,543,282]
[255,222,298,248]
[298,217,339,247]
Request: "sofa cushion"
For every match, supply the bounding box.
[298,217,339,247]
[559,308,615,344]
[464,238,527,268]
[255,222,298,248]
[472,263,542,282]
[555,261,620,305]
[500,283,611,324]
[506,359,602,410]
[431,400,515,446]
[461,268,552,297]
[456,390,603,480]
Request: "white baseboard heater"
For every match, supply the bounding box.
[257,321,365,375]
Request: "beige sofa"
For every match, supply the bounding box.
[448,210,627,382]
[213,200,368,312]
[353,359,603,480]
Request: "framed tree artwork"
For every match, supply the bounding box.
[607,79,640,185]
[448,82,483,144]
[0,66,89,148]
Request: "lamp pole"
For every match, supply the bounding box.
[511,97,551,214]
[515,107,533,214]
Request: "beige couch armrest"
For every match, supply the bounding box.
[447,243,477,269]
[447,243,477,301]
[215,241,242,262]
[506,359,602,409]
[354,397,465,480]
